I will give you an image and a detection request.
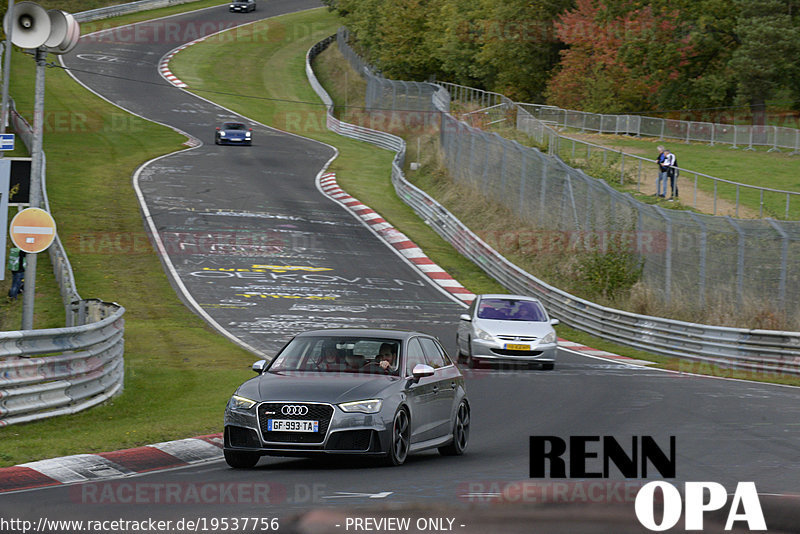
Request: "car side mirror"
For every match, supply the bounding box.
[252,360,268,374]
[550,318,560,326]
[411,363,435,382]
[459,314,471,322]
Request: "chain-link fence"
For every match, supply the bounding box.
[336,29,800,322]
[524,104,800,153]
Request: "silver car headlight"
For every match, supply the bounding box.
[228,395,257,410]
[541,331,557,344]
[339,399,382,414]
[474,326,494,341]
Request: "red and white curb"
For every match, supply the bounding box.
[318,173,653,367]
[159,37,209,88]
[318,173,475,304]
[0,433,223,493]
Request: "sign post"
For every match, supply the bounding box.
[10,206,56,329]
[0,159,9,280]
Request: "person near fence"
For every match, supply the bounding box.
[667,152,679,200]
[7,247,26,300]
[656,146,668,197]
[663,149,677,200]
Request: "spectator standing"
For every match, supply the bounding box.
[662,149,677,201]
[656,146,668,198]
[7,247,26,300]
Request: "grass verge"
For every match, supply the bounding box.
[0,3,258,467]
[171,11,800,387]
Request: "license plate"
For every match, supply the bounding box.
[505,343,531,351]
[267,419,318,432]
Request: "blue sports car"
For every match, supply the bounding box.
[215,121,252,145]
[229,0,256,12]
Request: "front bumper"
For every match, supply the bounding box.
[217,137,251,145]
[224,401,392,457]
[470,339,557,363]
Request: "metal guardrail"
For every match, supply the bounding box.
[0,0,224,427]
[307,34,800,376]
[0,301,125,426]
[74,0,202,22]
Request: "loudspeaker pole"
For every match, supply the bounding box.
[0,0,14,137]
[20,46,44,330]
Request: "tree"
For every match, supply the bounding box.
[545,0,695,113]
[474,0,573,102]
[728,0,800,124]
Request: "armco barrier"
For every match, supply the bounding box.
[74,0,201,22]
[307,34,800,376]
[0,301,125,426]
[0,0,166,424]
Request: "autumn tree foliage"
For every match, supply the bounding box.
[545,0,694,113]
[325,0,800,119]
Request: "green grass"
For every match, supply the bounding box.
[3,5,797,466]
[0,5,256,466]
[171,10,800,388]
[551,132,800,220]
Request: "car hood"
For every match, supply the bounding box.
[236,372,399,404]
[475,318,554,337]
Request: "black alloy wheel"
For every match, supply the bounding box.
[439,401,470,456]
[386,408,410,466]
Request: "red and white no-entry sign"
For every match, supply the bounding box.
[9,207,57,253]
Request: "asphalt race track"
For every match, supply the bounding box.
[1,2,798,532]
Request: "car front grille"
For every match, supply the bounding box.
[490,348,544,356]
[497,335,538,342]
[258,403,334,444]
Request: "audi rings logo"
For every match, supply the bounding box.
[281,405,309,416]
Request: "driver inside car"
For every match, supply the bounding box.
[375,342,397,372]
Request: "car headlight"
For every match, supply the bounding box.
[245,132,251,138]
[219,131,226,137]
[474,326,494,341]
[339,399,382,414]
[540,331,556,344]
[228,395,257,410]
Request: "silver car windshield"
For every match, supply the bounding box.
[477,298,547,321]
[269,336,402,376]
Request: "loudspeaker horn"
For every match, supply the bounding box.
[45,10,80,54]
[2,1,51,50]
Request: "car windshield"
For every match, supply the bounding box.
[223,122,246,130]
[268,336,402,376]
[477,298,547,321]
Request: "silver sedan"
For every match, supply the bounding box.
[456,294,559,369]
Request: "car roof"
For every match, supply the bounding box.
[294,328,431,340]
[477,294,542,302]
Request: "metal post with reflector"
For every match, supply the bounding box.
[2,2,79,329]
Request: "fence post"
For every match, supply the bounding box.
[656,206,672,304]
[518,143,526,216]
[766,218,788,310]
[726,216,745,306]
[688,213,708,309]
